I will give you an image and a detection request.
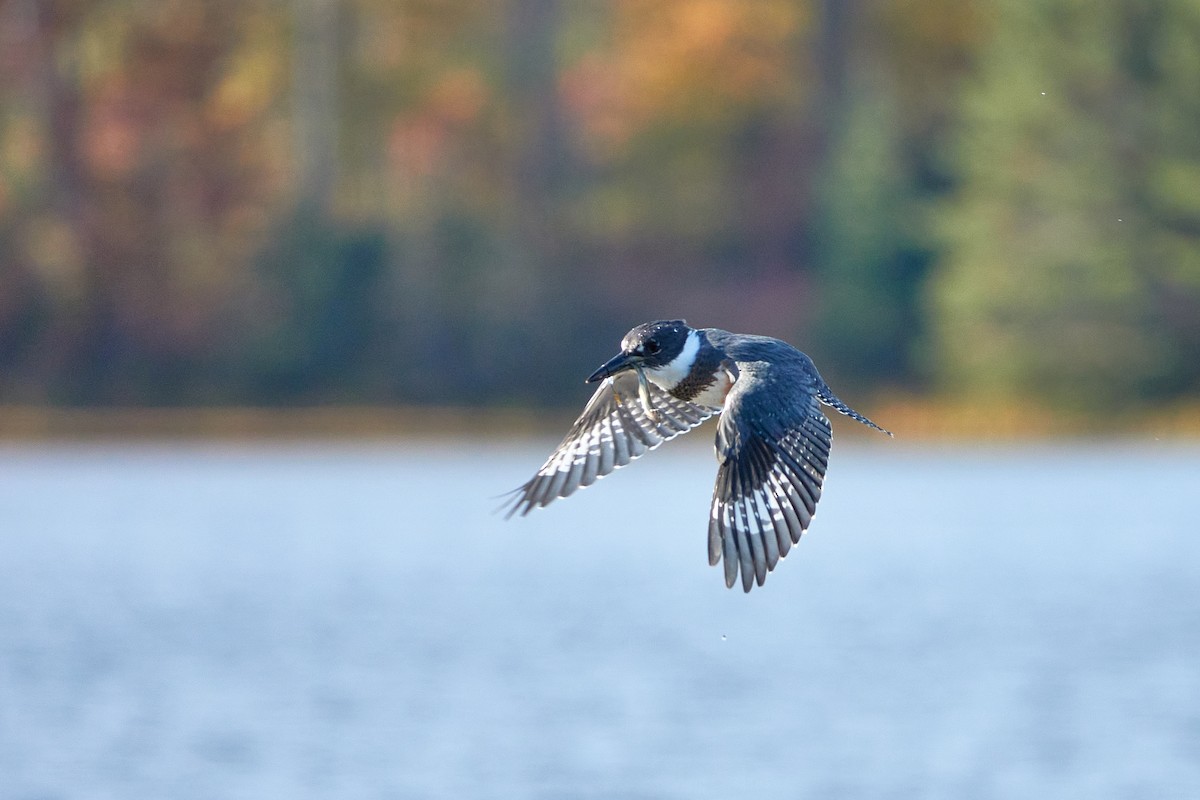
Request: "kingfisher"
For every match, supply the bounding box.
[504,320,891,592]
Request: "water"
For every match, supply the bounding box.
[0,438,1197,799]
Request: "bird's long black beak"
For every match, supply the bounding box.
[585,351,638,383]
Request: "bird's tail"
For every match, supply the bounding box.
[817,386,893,437]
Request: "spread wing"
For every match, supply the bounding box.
[708,364,832,592]
[504,372,717,518]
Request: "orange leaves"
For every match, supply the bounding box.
[562,0,805,157]
[387,68,489,181]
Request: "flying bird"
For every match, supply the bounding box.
[504,320,891,591]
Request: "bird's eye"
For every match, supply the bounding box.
[644,339,661,355]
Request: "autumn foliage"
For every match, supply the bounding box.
[0,0,1196,410]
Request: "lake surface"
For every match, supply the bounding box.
[0,437,1197,799]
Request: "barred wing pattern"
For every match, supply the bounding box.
[709,386,833,592]
[504,372,717,518]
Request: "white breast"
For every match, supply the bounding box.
[646,330,735,408]
[646,329,701,391]
[687,369,735,408]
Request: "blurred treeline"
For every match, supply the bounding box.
[1,0,1198,410]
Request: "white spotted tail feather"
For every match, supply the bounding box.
[503,371,718,518]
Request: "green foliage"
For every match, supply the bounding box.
[929,0,1200,408]
[810,80,929,391]
[237,207,394,403]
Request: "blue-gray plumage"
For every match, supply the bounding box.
[504,320,891,592]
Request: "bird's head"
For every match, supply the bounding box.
[585,320,694,383]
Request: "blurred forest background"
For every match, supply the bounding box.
[1,0,1198,417]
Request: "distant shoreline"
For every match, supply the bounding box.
[0,400,1197,441]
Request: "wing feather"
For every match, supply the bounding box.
[504,372,717,518]
[710,359,836,592]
